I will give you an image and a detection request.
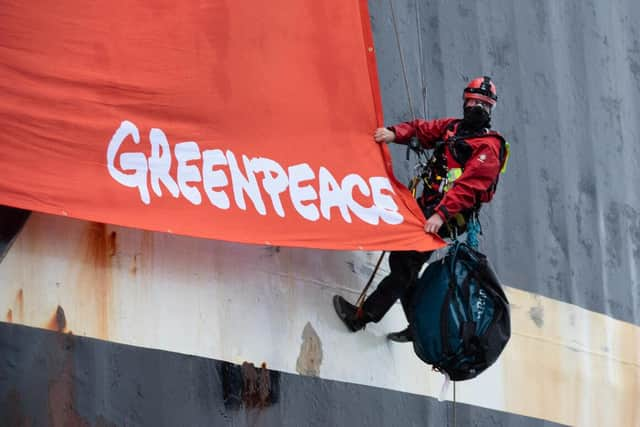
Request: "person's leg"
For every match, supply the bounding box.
[361,250,433,322]
[333,250,431,332]
[385,251,436,342]
[399,251,434,320]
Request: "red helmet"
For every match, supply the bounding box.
[463,76,498,106]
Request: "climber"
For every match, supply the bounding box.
[333,76,508,342]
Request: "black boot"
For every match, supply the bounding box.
[333,295,368,332]
[387,326,413,343]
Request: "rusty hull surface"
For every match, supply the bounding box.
[0,214,638,426]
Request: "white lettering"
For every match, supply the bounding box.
[149,128,179,198]
[476,289,487,319]
[226,151,266,215]
[342,174,378,225]
[319,167,351,223]
[175,142,202,205]
[369,177,403,225]
[106,121,405,227]
[107,121,150,204]
[252,157,289,217]
[202,149,230,209]
[288,164,319,221]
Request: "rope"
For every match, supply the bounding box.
[414,0,428,118]
[388,0,417,122]
[355,251,385,318]
[453,382,457,427]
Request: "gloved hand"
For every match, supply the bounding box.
[373,127,395,143]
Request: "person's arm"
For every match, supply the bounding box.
[433,137,503,221]
[389,118,457,148]
[374,118,457,148]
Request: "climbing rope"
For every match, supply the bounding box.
[388,0,417,122]
[453,382,457,427]
[355,251,385,318]
[414,0,427,118]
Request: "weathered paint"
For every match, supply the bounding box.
[295,322,323,377]
[0,213,638,426]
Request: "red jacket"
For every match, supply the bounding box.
[390,118,505,221]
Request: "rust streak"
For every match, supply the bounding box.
[6,309,12,323]
[108,231,117,257]
[16,289,24,322]
[47,335,90,427]
[77,222,113,340]
[47,306,67,333]
[55,306,67,332]
[130,254,138,275]
[258,363,270,404]
[3,388,33,427]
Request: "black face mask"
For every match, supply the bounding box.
[462,106,490,129]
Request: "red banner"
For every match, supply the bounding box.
[0,0,444,251]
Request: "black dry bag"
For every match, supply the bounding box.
[409,241,511,381]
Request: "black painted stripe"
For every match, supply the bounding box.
[0,322,566,427]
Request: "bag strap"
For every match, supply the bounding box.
[447,241,464,277]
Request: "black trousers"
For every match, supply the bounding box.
[361,250,434,323]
